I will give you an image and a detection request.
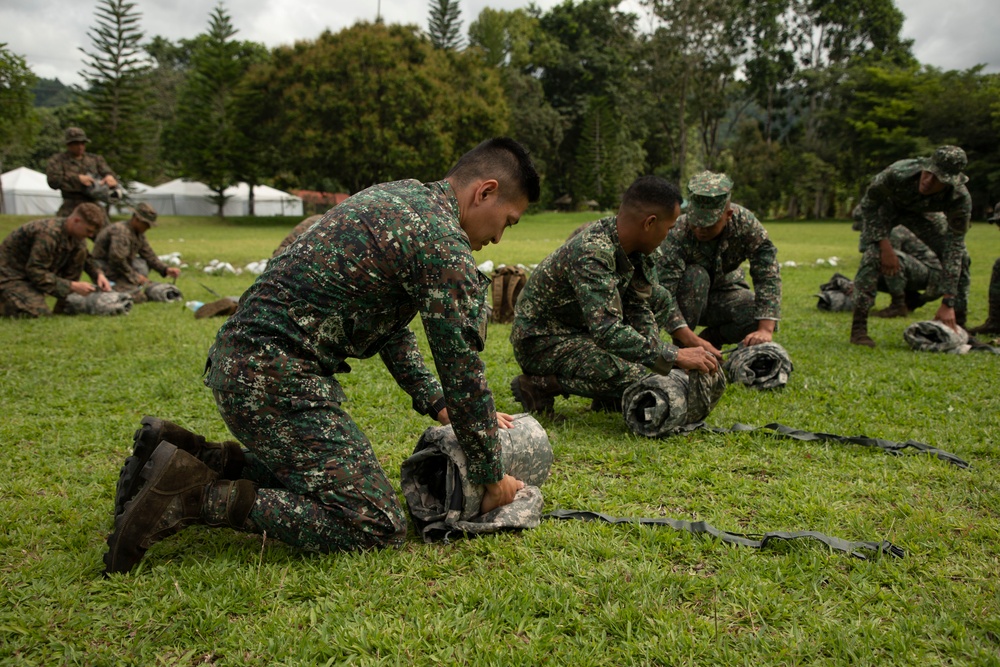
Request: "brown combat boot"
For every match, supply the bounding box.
[104,442,255,575]
[873,294,910,318]
[590,395,623,414]
[510,374,563,415]
[850,308,876,348]
[114,416,246,518]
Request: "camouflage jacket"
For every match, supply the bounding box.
[273,216,323,258]
[859,158,971,297]
[45,151,114,200]
[511,216,678,370]
[656,203,781,325]
[204,179,503,484]
[92,221,169,283]
[0,218,101,297]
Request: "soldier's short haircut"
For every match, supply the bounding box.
[620,176,682,215]
[446,137,541,203]
[71,202,106,231]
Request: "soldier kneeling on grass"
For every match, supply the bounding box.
[91,203,182,304]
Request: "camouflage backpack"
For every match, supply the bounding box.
[723,342,793,390]
[490,265,528,324]
[622,369,728,438]
[400,413,552,541]
[62,291,133,316]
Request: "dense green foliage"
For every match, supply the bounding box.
[0,43,39,177]
[1,213,998,664]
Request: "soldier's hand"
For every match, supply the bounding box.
[742,330,773,346]
[102,175,118,187]
[166,267,181,278]
[676,346,719,374]
[934,304,958,331]
[694,338,723,361]
[879,243,900,276]
[435,407,450,425]
[96,274,111,292]
[481,474,525,515]
[69,281,96,295]
[78,174,95,187]
[497,412,515,429]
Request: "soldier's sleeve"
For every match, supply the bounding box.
[24,233,72,298]
[574,245,673,368]
[94,155,114,179]
[622,259,660,340]
[83,251,103,283]
[654,233,690,331]
[138,236,169,276]
[378,326,445,418]
[414,238,502,485]
[743,213,782,321]
[939,190,971,296]
[106,227,138,282]
[859,170,896,246]
[45,155,68,192]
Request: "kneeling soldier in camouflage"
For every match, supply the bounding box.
[91,203,181,303]
[105,138,540,574]
[0,202,110,317]
[509,176,719,416]
[967,203,1000,336]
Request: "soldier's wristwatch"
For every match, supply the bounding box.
[941,296,956,309]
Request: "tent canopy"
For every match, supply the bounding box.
[136,179,303,217]
[1,167,62,216]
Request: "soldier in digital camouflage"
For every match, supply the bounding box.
[872,224,945,318]
[272,214,324,258]
[104,138,541,575]
[509,176,719,417]
[45,127,118,218]
[91,203,181,304]
[652,171,782,353]
[850,146,972,347]
[0,202,111,317]
[968,203,1000,336]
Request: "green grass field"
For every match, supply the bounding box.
[1,211,998,665]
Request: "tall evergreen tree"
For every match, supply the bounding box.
[428,0,464,50]
[79,0,150,181]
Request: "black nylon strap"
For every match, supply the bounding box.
[671,421,970,469]
[543,509,905,560]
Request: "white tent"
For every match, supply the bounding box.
[225,183,304,216]
[136,179,303,217]
[0,167,61,216]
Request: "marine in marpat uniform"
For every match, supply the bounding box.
[652,171,782,350]
[967,203,1000,336]
[850,146,972,347]
[45,127,118,217]
[0,203,110,317]
[91,203,181,304]
[509,176,719,416]
[104,138,541,575]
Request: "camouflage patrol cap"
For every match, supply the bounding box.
[988,202,1000,224]
[686,171,734,227]
[64,127,89,144]
[925,145,968,187]
[132,202,158,227]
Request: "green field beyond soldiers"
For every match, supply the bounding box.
[1,211,998,664]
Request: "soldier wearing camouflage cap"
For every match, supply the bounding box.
[91,202,181,304]
[651,171,782,352]
[0,203,111,317]
[45,127,119,218]
[850,146,973,347]
[967,203,1000,336]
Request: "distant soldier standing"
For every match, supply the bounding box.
[45,127,119,217]
[509,176,718,416]
[850,146,972,347]
[967,203,1000,336]
[91,203,181,304]
[653,171,782,350]
[0,203,110,317]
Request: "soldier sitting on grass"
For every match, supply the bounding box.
[0,202,110,318]
[91,203,181,304]
[509,176,719,417]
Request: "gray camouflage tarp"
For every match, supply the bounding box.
[623,370,727,438]
[903,320,970,354]
[401,413,552,541]
[723,342,793,389]
[816,272,854,312]
[144,282,183,302]
[62,290,133,316]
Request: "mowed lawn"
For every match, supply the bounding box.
[1,210,998,665]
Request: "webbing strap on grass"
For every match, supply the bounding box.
[543,510,905,560]
[671,421,970,469]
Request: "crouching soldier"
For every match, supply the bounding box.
[509,176,718,416]
[91,203,181,303]
[0,202,110,317]
[968,203,1000,336]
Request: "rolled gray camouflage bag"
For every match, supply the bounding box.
[622,370,727,438]
[816,272,854,312]
[62,291,133,316]
[144,282,183,303]
[723,342,793,390]
[401,413,552,541]
[903,320,970,354]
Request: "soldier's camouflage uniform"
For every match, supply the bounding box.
[880,225,944,299]
[855,157,971,314]
[652,204,781,344]
[92,221,171,304]
[204,179,500,552]
[0,217,102,317]
[45,150,115,217]
[510,216,676,400]
[272,215,324,258]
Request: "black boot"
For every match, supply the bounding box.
[873,294,910,318]
[510,375,563,416]
[850,308,876,348]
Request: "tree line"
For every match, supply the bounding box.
[2,0,998,218]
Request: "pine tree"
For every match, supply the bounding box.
[79,0,150,181]
[428,0,463,50]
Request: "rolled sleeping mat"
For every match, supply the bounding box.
[723,342,793,389]
[144,282,183,303]
[816,289,853,312]
[62,290,133,316]
[903,320,970,354]
[623,369,727,438]
[400,413,552,541]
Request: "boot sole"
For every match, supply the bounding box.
[113,417,164,518]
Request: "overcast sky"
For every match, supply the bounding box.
[3,0,997,86]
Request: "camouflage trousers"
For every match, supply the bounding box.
[676,265,759,345]
[212,388,408,553]
[511,332,649,399]
[876,251,938,298]
[855,244,969,313]
[0,280,68,317]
